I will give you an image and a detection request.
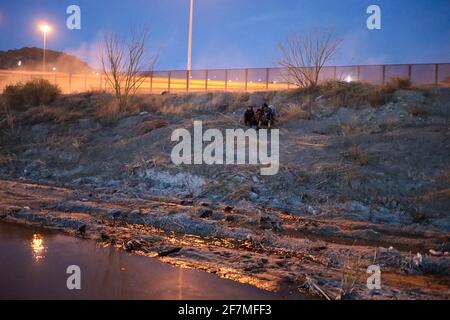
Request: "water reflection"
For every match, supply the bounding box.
[31,234,46,261]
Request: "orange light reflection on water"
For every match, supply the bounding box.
[31,234,46,261]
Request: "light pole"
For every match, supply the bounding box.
[39,24,51,73]
[187,0,194,71]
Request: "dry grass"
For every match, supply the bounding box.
[22,105,70,124]
[386,77,411,91]
[408,104,430,117]
[318,80,394,108]
[94,96,142,124]
[349,146,369,166]
[138,91,252,116]
[138,119,169,135]
[0,152,16,166]
[339,117,373,137]
[278,103,312,122]
[337,252,363,300]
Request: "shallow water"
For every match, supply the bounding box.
[0,222,283,300]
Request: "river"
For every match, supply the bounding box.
[0,221,292,300]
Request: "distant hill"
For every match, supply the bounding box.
[0,47,92,73]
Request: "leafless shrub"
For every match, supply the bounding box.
[279,28,341,88]
[101,28,158,111]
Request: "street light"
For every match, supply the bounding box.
[39,24,51,72]
[187,0,194,71]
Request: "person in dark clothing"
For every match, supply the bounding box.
[244,106,256,127]
[255,105,264,129]
[257,103,270,129]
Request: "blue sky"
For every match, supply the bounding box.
[0,0,449,70]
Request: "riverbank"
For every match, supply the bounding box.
[1,179,448,300]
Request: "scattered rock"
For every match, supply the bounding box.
[259,214,282,230]
[77,224,87,235]
[158,247,182,257]
[124,239,145,251]
[223,206,234,212]
[199,208,213,219]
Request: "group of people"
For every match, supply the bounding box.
[244,103,276,129]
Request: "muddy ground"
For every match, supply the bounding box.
[0,86,449,299]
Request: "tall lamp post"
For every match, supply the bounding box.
[187,0,194,71]
[39,24,51,73]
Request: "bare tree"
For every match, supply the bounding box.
[279,29,341,88]
[100,29,157,110]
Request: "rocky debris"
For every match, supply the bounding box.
[124,239,145,252]
[157,246,182,257]
[199,208,213,219]
[77,224,87,235]
[224,206,234,212]
[259,214,282,231]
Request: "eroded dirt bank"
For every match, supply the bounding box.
[1,179,448,299]
[1,85,449,299]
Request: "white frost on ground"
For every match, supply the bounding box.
[141,168,206,196]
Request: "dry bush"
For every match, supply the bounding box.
[319,80,389,108]
[93,94,142,123]
[386,77,411,91]
[94,99,122,123]
[2,79,61,109]
[278,103,311,122]
[349,146,369,166]
[0,103,16,133]
[337,252,363,300]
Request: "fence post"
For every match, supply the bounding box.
[265,68,270,90]
[225,69,228,91]
[168,71,171,93]
[150,71,153,93]
[408,65,412,82]
[186,70,190,92]
[244,69,248,92]
[357,66,361,82]
[435,64,439,85]
[68,73,72,93]
[333,66,337,80]
[382,65,386,85]
[205,70,208,92]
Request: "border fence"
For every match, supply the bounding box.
[1,63,449,94]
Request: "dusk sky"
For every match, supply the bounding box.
[0,0,449,70]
